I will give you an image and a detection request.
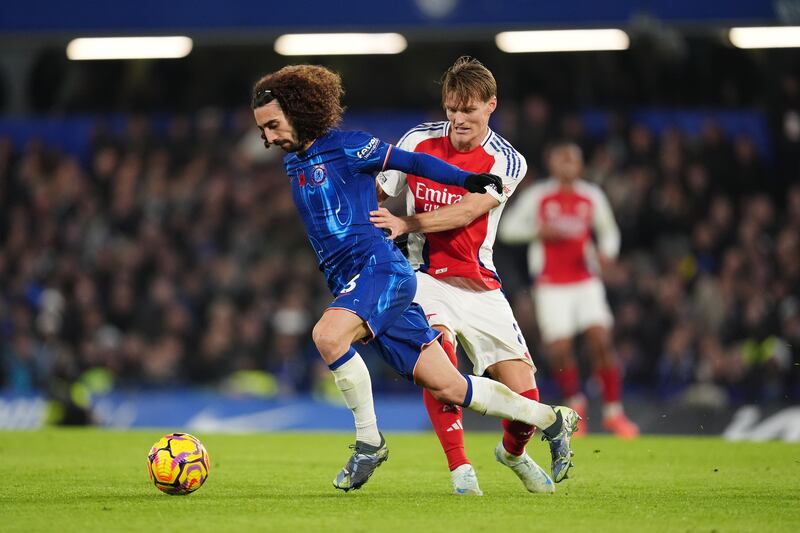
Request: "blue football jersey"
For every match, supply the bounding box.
[283,129,405,294]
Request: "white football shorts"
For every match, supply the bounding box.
[414,272,535,376]
[534,278,614,344]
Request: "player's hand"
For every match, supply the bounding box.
[369,207,408,240]
[464,173,503,194]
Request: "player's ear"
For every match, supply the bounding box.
[487,96,498,113]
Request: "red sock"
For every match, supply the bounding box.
[501,388,539,456]
[423,337,469,471]
[553,364,581,400]
[596,365,622,404]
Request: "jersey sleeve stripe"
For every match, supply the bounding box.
[396,122,447,147]
[506,144,518,177]
[493,132,517,153]
[489,138,520,178]
[488,140,506,175]
[491,133,523,178]
[506,146,520,177]
[489,139,514,177]
[381,145,393,172]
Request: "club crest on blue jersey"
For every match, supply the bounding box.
[311,165,328,185]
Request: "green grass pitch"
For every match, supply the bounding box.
[0,429,798,532]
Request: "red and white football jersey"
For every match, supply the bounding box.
[499,178,620,285]
[378,121,526,290]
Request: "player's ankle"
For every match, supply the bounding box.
[541,409,563,440]
[449,460,472,472]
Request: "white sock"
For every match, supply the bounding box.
[465,375,557,429]
[329,349,382,446]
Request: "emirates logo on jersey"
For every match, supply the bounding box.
[414,180,463,212]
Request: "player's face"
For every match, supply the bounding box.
[253,101,303,153]
[549,145,584,183]
[444,94,496,151]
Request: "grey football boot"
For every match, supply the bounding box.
[451,463,483,495]
[542,406,580,483]
[494,442,555,493]
[333,433,389,492]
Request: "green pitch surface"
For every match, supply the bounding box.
[1,429,798,532]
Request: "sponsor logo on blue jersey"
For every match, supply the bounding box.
[356,137,380,160]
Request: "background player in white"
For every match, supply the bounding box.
[498,141,639,438]
[371,57,574,495]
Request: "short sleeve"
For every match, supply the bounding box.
[487,151,528,204]
[376,169,406,197]
[342,130,393,175]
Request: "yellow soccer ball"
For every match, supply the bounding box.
[147,432,210,495]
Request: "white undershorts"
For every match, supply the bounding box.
[414,272,535,376]
[534,278,613,344]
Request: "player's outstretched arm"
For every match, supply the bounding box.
[386,147,502,194]
[370,193,499,238]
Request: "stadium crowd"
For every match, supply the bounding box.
[1,86,799,407]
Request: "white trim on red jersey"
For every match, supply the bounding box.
[499,177,620,285]
[377,121,527,289]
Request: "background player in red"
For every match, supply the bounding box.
[372,57,574,495]
[499,142,639,438]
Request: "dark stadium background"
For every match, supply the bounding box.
[0,0,798,439]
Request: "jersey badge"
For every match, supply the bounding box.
[311,165,328,186]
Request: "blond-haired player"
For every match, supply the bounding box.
[372,57,577,495]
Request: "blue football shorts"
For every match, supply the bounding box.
[328,260,440,380]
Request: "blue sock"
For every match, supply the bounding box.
[328,346,357,370]
[462,374,473,407]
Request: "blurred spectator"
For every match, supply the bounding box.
[516,94,555,175]
[770,75,800,193]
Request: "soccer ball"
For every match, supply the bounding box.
[147,432,210,495]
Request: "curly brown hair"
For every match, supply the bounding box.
[251,65,345,146]
[440,56,496,108]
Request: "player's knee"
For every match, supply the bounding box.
[433,325,454,344]
[312,323,348,361]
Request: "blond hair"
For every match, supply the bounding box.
[440,56,497,108]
